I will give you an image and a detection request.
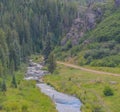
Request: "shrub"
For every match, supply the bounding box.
[92,105,104,112]
[62,40,72,51]
[0,105,3,110]
[103,86,114,96]
[22,105,28,112]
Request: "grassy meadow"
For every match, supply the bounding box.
[0,64,57,112]
[44,65,120,112]
[85,66,120,74]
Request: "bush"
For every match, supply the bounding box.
[62,40,72,51]
[0,105,3,110]
[103,86,114,96]
[92,105,103,112]
[22,105,28,112]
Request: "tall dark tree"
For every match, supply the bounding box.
[43,33,52,63]
[1,79,7,94]
[0,61,3,77]
[11,75,17,88]
[47,53,56,73]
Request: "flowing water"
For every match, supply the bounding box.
[25,61,82,112]
[37,83,82,112]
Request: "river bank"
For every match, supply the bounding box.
[44,64,120,112]
[25,60,82,112]
[0,63,57,112]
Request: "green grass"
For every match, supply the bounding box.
[30,55,43,63]
[0,65,57,112]
[85,66,120,74]
[44,65,120,112]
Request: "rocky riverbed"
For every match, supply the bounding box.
[24,60,82,112]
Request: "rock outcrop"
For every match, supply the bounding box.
[25,60,49,81]
[61,4,102,47]
[85,10,96,30]
[61,18,85,46]
[114,0,120,7]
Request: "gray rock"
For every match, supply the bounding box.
[61,18,85,46]
[109,81,118,85]
[25,61,49,81]
[85,12,96,30]
[114,0,120,7]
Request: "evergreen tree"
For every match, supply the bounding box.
[43,33,52,63]
[47,53,56,73]
[1,80,7,93]
[0,61,3,77]
[11,75,17,88]
[0,0,77,76]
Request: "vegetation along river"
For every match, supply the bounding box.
[25,61,82,112]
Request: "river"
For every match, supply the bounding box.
[25,61,82,112]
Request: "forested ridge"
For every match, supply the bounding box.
[0,0,77,76]
[0,0,119,76]
[0,1,120,112]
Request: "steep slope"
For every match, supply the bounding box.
[77,8,120,67]
[55,1,120,67]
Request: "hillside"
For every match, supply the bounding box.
[0,0,78,77]
[0,0,120,112]
[81,9,120,67]
[55,1,120,67]
[0,0,78,111]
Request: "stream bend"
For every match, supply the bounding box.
[25,61,82,112]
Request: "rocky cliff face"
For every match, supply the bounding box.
[61,5,102,46]
[61,0,120,47]
[61,18,85,46]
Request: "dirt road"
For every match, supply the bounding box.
[57,61,120,77]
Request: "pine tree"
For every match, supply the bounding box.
[11,75,17,88]
[0,61,3,77]
[43,33,52,64]
[47,53,56,73]
[1,80,7,93]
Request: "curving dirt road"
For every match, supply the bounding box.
[57,61,120,77]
